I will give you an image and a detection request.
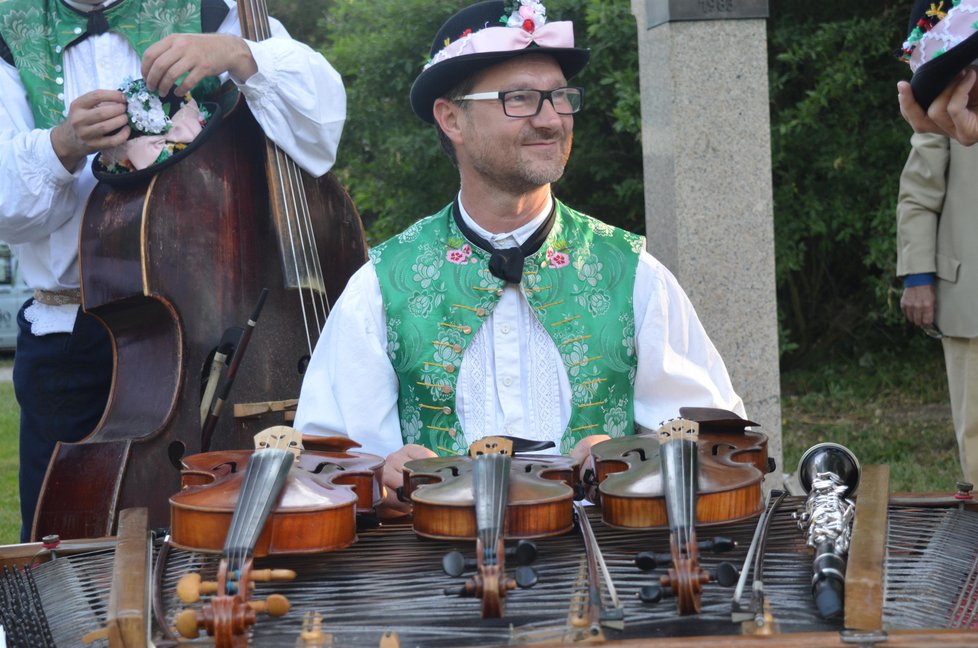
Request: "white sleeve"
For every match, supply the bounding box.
[632,250,746,427]
[0,59,83,244]
[294,262,405,458]
[218,3,346,177]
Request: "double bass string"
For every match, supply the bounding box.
[240,0,334,357]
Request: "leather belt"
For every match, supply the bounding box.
[33,288,82,306]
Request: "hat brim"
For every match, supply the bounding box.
[410,47,590,123]
[911,32,978,111]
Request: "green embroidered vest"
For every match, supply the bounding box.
[371,200,645,456]
[0,0,204,129]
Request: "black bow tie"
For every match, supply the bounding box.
[87,9,110,36]
[452,199,556,284]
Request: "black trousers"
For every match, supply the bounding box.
[13,300,112,542]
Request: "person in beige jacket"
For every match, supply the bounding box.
[897,132,978,486]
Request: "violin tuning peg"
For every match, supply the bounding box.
[514,565,539,589]
[635,551,670,571]
[175,609,201,638]
[249,593,291,617]
[251,568,297,582]
[713,561,740,587]
[506,540,538,565]
[699,535,736,553]
[638,584,663,603]
[176,573,202,603]
[442,551,475,577]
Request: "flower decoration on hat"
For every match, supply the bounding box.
[425,0,567,70]
[502,0,547,33]
[900,0,964,64]
[98,77,211,173]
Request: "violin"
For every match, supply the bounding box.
[591,407,770,529]
[403,439,579,541]
[170,431,382,555]
[402,436,580,618]
[590,409,773,615]
[169,427,381,646]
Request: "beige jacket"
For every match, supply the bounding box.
[896,132,978,338]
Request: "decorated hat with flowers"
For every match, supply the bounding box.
[901,0,978,110]
[409,0,590,123]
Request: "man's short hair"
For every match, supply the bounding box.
[434,75,479,167]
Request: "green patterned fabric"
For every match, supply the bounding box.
[371,200,644,456]
[0,0,203,129]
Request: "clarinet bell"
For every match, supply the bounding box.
[797,443,860,498]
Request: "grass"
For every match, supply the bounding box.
[0,346,962,545]
[0,355,18,545]
[781,343,961,493]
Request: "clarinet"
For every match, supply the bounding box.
[793,443,860,619]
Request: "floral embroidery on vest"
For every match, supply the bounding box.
[372,201,644,455]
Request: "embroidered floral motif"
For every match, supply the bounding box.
[446,242,472,265]
[400,406,423,445]
[575,254,604,287]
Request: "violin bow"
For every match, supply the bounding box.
[200,288,269,452]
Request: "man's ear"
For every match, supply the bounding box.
[433,97,464,146]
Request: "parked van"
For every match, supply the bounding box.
[0,242,32,352]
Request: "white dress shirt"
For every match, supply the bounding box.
[295,195,746,458]
[0,0,346,334]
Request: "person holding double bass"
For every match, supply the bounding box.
[0,0,346,541]
[295,0,745,517]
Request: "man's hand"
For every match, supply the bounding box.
[570,434,611,483]
[142,33,257,97]
[899,69,978,146]
[377,443,438,519]
[50,89,129,171]
[901,284,937,328]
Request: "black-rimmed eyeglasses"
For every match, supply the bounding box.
[456,86,584,117]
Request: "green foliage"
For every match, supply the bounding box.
[769,1,916,365]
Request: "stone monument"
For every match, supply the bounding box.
[630,0,783,478]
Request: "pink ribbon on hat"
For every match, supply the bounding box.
[101,99,206,171]
[425,21,575,70]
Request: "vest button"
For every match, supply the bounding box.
[445,365,455,374]
[496,289,504,297]
[440,385,453,394]
[442,407,452,415]
[476,307,486,317]
[452,344,462,353]
[462,325,472,335]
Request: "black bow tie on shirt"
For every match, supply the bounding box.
[452,199,556,284]
[86,9,110,36]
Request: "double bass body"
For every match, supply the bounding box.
[32,86,368,540]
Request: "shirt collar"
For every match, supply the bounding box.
[457,193,554,249]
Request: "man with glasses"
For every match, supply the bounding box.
[295,0,744,516]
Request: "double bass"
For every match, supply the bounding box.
[32,0,368,540]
